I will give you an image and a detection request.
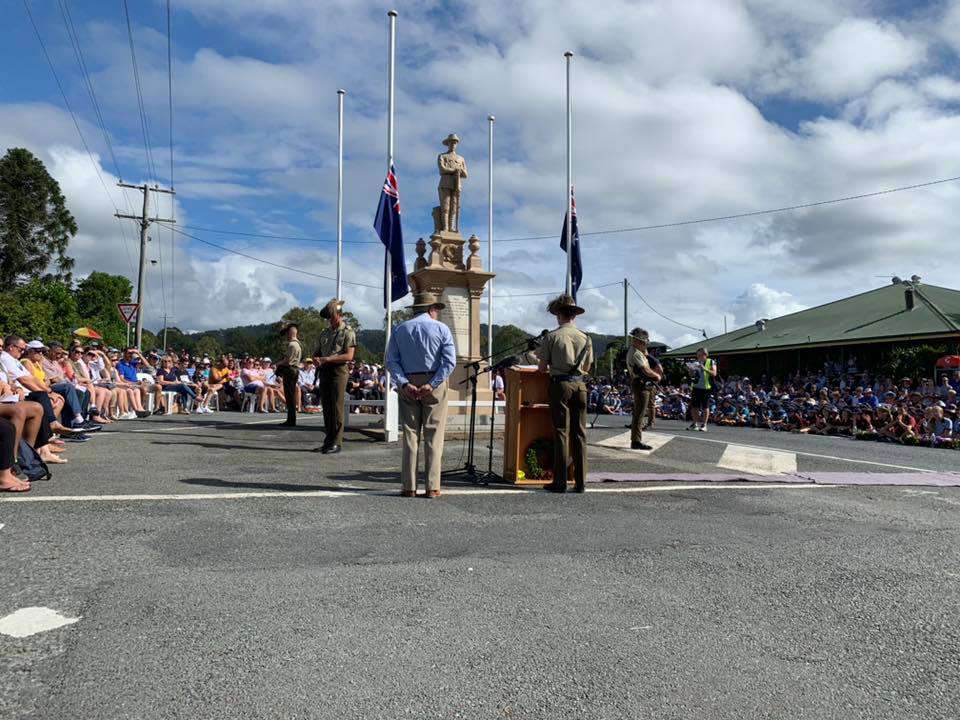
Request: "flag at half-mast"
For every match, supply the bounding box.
[374,164,409,308]
[560,186,583,301]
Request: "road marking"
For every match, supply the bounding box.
[650,431,939,474]
[718,444,798,475]
[596,431,673,453]
[0,607,80,638]
[0,483,831,504]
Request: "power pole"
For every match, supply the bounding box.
[116,182,175,350]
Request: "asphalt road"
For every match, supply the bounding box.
[1,413,958,719]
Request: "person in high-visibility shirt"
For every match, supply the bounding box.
[688,347,717,432]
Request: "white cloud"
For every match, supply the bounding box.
[732,284,806,328]
[802,18,925,100]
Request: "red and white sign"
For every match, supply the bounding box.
[117,303,140,324]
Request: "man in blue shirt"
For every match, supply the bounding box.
[385,291,457,498]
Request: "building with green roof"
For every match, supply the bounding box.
[663,277,960,379]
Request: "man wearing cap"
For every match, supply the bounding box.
[275,323,302,427]
[313,299,356,454]
[626,328,662,451]
[538,294,593,493]
[385,291,457,498]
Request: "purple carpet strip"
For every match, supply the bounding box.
[586,472,960,487]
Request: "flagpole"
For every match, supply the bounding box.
[487,114,494,358]
[385,9,397,424]
[336,88,345,300]
[564,51,573,297]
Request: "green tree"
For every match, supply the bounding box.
[0,290,65,342]
[880,345,947,382]
[492,324,531,358]
[16,278,79,334]
[194,335,223,360]
[74,271,133,349]
[0,148,76,285]
[140,329,158,351]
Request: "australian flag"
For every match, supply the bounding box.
[374,164,409,308]
[560,187,583,301]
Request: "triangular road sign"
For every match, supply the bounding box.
[117,303,140,324]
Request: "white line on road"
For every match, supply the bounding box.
[596,431,674,453]
[0,483,832,504]
[647,431,939,474]
[0,607,80,638]
[718,444,798,475]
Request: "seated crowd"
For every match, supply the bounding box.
[588,358,960,449]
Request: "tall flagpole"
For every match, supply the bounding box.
[564,51,573,297]
[487,114,495,358]
[336,88,345,300]
[385,9,397,413]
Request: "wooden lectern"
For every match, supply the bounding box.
[502,367,572,485]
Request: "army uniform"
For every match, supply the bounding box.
[626,337,661,447]
[539,297,593,493]
[276,331,303,426]
[315,307,356,452]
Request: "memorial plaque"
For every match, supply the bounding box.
[440,287,471,356]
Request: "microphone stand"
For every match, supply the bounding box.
[442,335,543,485]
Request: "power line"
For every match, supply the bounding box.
[122,0,165,317]
[55,0,140,278]
[175,172,960,249]
[157,223,384,289]
[179,223,378,244]
[122,0,159,184]
[21,0,143,290]
[166,0,175,317]
[497,174,960,243]
[501,281,622,298]
[628,281,706,337]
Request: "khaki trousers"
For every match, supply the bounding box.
[318,365,348,447]
[548,380,588,489]
[399,374,448,493]
[631,380,651,444]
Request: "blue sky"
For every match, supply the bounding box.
[4,0,960,345]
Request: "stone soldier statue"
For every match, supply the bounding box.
[437,133,467,233]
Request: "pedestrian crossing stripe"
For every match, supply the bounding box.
[594,431,800,476]
[718,444,798,475]
[595,431,674,454]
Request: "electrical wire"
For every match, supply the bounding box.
[56,0,140,279]
[496,175,960,243]
[21,0,144,291]
[179,223,378,244]
[166,0,175,318]
[628,281,706,336]
[500,281,622,298]
[122,0,158,184]
[175,170,960,249]
[157,223,383,289]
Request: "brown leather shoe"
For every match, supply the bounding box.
[400,489,416,498]
[424,489,441,498]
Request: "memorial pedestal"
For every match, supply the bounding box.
[409,231,494,419]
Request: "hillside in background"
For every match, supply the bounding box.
[156,321,658,363]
